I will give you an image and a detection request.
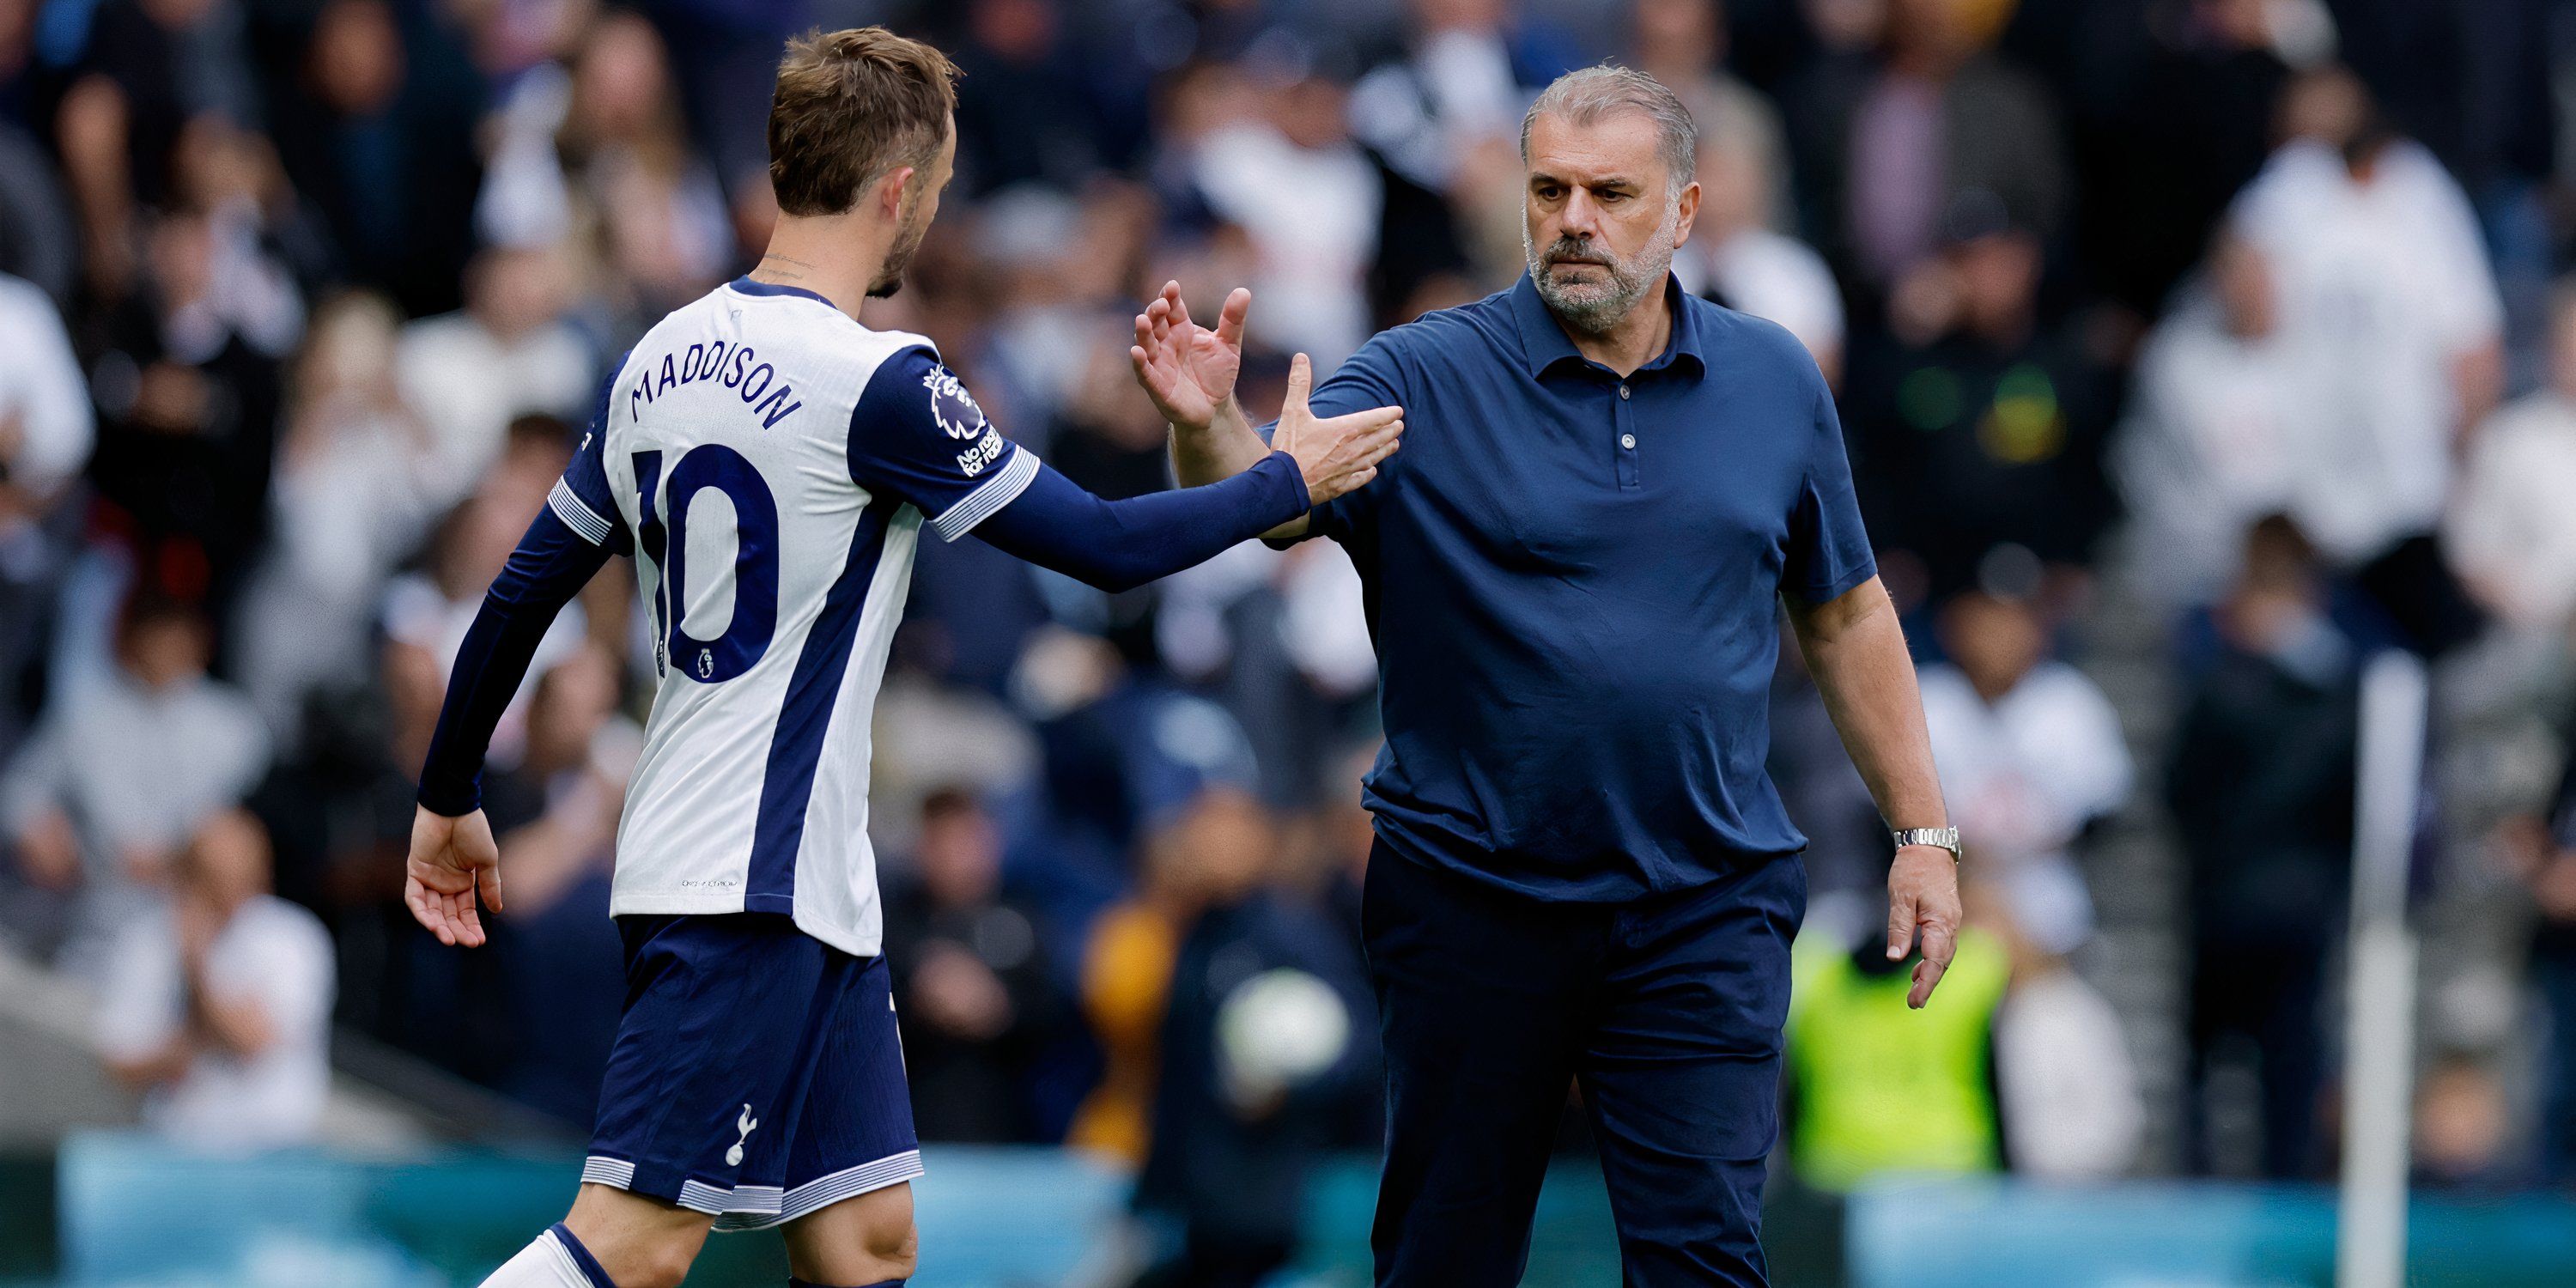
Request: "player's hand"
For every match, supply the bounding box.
[1886,844,1962,1008]
[1271,353,1402,507]
[1129,280,1247,433]
[406,805,502,948]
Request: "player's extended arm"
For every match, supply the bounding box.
[1783,575,1962,1008]
[983,354,1400,591]
[407,507,611,946]
[975,456,1302,593]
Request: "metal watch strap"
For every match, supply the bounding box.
[1893,827,1960,860]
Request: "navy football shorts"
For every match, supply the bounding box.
[580,914,920,1230]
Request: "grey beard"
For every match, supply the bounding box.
[1524,216,1678,337]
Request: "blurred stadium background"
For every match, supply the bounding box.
[3,0,2576,1283]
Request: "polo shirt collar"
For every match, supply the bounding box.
[1509,270,1705,380]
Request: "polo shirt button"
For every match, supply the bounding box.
[1620,433,1637,449]
[1619,384,1631,400]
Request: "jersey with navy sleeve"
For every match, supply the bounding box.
[546,277,1036,956]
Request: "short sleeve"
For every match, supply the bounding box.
[849,344,1037,541]
[1783,383,1878,603]
[546,363,634,556]
[2418,161,2502,349]
[217,908,337,1039]
[1262,334,1408,547]
[93,914,179,1060]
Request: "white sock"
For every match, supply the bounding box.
[480,1224,612,1288]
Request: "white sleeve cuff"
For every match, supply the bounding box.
[927,447,1039,542]
[548,478,616,546]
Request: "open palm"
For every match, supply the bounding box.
[406,805,502,948]
[1129,281,1247,430]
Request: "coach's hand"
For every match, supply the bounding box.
[1273,353,1402,507]
[407,805,502,948]
[1886,844,1962,1008]
[1130,280,1246,432]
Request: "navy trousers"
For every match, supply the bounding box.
[1360,841,1804,1287]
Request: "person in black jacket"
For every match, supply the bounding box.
[2166,515,2358,1179]
[881,786,1075,1144]
[2508,727,2576,1182]
[1130,785,1371,1288]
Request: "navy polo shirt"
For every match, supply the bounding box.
[1284,272,1876,902]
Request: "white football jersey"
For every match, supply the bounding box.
[545,277,1036,956]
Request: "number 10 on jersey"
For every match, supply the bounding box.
[634,445,783,683]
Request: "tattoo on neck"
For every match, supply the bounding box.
[759,254,814,280]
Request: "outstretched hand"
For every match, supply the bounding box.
[406,805,502,948]
[1130,281,1248,432]
[1272,353,1402,507]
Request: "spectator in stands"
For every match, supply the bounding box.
[2066,0,2298,317]
[1305,742,1387,1157]
[47,0,263,298]
[1631,0,1789,233]
[972,185,1116,440]
[393,246,593,503]
[883,787,1074,1144]
[1052,337,1192,504]
[1129,785,1369,1288]
[233,292,439,732]
[0,272,94,754]
[1060,685,1266,1163]
[950,0,1109,194]
[1674,93,1845,384]
[2228,68,2500,654]
[1784,869,2011,1192]
[2445,280,2576,636]
[2412,1053,2519,1191]
[84,204,298,635]
[246,631,447,1044]
[0,0,77,301]
[93,808,334,1148]
[1807,0,2066,285]
[551,11,733,318]
[3,592,269,976]
[1981,880,2144,1181]
[2167,515,2356,1178]
[264,0,483,317]
[1920,571,2131,957]
[1347,0,1583,289]
[1846,195,2111,593]
[2507,738,2576,1183]
[486,643,634,1127]
[1066,800,1196,1164]
[1191,55,1381,368]
[2114,232,2300,611]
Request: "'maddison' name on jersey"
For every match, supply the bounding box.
[627,341,804,428]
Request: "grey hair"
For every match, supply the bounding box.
[1519,64,1698,192]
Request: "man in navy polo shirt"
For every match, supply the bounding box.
[1130,65,1962,1286]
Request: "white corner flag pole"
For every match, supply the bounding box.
[2336,649,2427,1288]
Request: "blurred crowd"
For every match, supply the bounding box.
[4,0,2576,1254]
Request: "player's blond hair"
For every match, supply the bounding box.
[767,27,960,217]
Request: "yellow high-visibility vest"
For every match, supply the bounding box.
[1784,927,2010,1192]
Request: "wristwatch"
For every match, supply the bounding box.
[1893,827,1961,860]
